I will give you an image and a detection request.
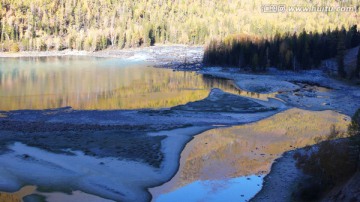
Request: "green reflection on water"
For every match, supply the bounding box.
[0,56,267,111]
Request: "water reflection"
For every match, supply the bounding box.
[156,175,264,202]
[201,75,277,100]
[0,57,268,111]
[0,186,36,202]
[0,186,112,202]
[150,108,350,201]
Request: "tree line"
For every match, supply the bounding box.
[357,46,360,78]
[0,0,359,52]
[203,25,360,78]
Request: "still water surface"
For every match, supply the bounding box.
[0,56,267,111]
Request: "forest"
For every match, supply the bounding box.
[203,26,360,78]
[0,0,359,52]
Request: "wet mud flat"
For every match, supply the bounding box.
[0,89,281,166]
[251,150,304,202]
[199,67,360,116]
[0,124,166,168]
[0,89,283,202]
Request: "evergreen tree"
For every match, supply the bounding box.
[337,35,347,78]
[203,26,360,76]
[356,46,360,78]
[1,0,359,51]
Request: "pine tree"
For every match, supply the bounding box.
[251,53,259,72]
[337,36,347,78]
[356,46,360,78]
[1,0,360,52]
[203,26,360,74]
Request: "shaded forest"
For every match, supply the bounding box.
[203,26,360,78]
[0,0,359,52]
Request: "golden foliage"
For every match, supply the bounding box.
[1,0,359,51]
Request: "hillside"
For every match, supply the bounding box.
[1,0,359,51]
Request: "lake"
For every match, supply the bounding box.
[0,56,351,202]
[0,56,269,111]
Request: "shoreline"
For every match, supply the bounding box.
[252,136,360,202]
[0,45,204,70]
[1,48,359,201]
[250,150,304,201]
[0,50,89,58]
[0,89,286,201]
[198,67,360,117]
[149,108,350,202]
[3,46,359,117]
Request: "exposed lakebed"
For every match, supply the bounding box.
[0,54,356,202]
